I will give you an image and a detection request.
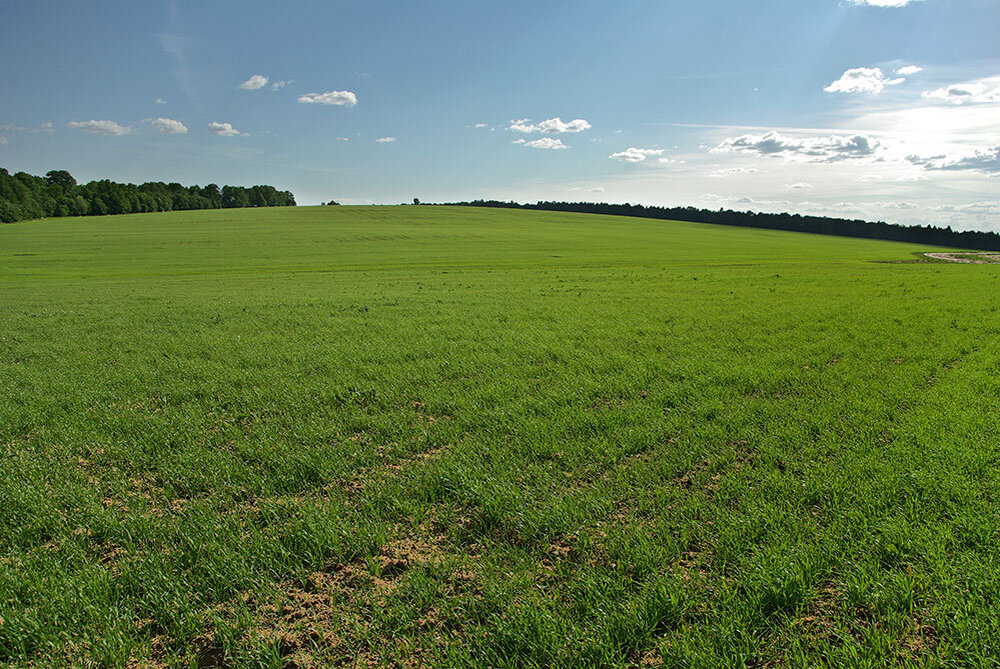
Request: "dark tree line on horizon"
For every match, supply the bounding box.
[442,199,1000,251]
[0,168,296,223]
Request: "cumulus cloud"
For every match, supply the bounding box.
[713,131,881,162]
[149,117,188,134]
[239,74,269,90]
[207,121,245,137]
[297,90,358,106]
[375,137,396,143]
[896,65,923,76]
[707,167,758,177]
[507,117,591,134]
[515,137,569,150]
[784,182,813,189]
[824,67,904,94]
[910,145,1000,174]
[609,147,664,162]
[848,0,921,6]
[66,120,133,136]
[922,78,1000,105]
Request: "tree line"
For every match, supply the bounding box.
[441,200,999,251]
[0,168,296,223]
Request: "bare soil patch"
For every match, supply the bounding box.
[924,252,1000,264]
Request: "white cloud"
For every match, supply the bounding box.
[149,117,188,134]
[591,186,605,192]
[896,65,923,76]
[713,131,881,162]
[824,67,905,94]
[207,121,245,137]
[155,98,167,104]
[609,147,664,162]
[239,74,269,90]
[336,137,349,141]
[517,137,569,150]
[910,145,1000,174]
[707,167,758,177]
[376,136,396,143]
[848,0,921,6]
[935,202,1000,216]
[0,136,6,145]
[271,80,292,91]
[922,77,1000,105]
[859,175,883,182]
[507,117,591,134]
[297,90,358,106]
[867,201,918,209]
[784,182,814,189]
[4,122,54,134]
[66,120,133,136]
[473,123,488,128]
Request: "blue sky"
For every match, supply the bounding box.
[1,0,998,229]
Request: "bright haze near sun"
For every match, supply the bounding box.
[1,0,998,230]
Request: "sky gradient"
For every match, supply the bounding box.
[1,0,998,229]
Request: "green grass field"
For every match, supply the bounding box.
[3,205,1000,667]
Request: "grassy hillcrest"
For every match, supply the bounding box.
[2,205,1000,667]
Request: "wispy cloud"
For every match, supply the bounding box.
[824,67,904,94]
[156,4,198,107]
[707,167,758,177]
[1,122,53,134]
[507,117,591,134]
[609,147,663,162]
[847,0,922,6]
[271,79,292,91]
[784,182,813,190]
[66,120,133,136]
[0,136,6,145]
[148,117,188,134]
[896,65,923,76]
[155,98,167,105]
[935,202,1000,216]
[297,90,358,106]
[207,121,246,137]
[375,136,396,143]
[514,137,569,150]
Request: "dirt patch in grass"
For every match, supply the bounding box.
[251,520,477,667]
[924,252,1000,264]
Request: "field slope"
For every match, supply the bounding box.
[2,206,999,667]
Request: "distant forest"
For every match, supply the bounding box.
[443,200,1000,251]
[0,168,296,223]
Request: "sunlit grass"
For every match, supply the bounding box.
[2,205,999,667]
